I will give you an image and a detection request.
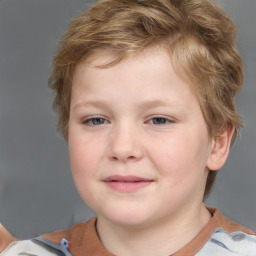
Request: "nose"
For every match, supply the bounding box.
[108,123,143,162]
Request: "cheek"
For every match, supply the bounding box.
[68,130,103,178]
[149,135,190,171]
[148,132,209,179]
[68,133,103,206]
[149,134,210,204]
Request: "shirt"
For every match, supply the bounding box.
[0,208,255,255]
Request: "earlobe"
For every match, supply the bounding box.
[206,127,234,171]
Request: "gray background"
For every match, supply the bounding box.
[0,0,255,239]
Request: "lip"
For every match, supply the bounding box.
[103,175,154,193]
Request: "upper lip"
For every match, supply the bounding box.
[103,175,154,182]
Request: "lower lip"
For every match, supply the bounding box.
[105,181,153,192]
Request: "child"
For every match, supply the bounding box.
[0,0,255,255]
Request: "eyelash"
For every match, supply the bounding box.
[82,116,175,126]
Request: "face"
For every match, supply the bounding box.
[68,47,214,228]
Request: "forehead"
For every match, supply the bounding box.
[74,46,184,85]
[75,45,196,90]
[71,46,202,114]
[73,46,180,90]
[74,46,200,101]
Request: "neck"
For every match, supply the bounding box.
[96,204,211,256]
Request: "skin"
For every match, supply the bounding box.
[68,47,233,256]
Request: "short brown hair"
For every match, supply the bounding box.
[49,0,244,198]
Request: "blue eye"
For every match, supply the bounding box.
[148,117,173,125]
[152,117,168,125]
[84,117,107,125]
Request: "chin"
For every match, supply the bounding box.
[99,206,156,228]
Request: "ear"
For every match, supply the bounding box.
[206,127,234,171]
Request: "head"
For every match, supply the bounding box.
[49,0,243,199]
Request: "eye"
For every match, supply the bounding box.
[83,117,108,126]
[147,116,174,125]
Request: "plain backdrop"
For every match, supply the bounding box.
[0,0,255,238]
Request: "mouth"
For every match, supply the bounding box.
[103,175,154,193]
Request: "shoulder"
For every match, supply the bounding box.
[197,208,256,255]
[40,217,105,255]
[40,217,114,255]
[209,207,255,235]
[0,218,98,256]
[41,217,96,245]
[197,227,256,255]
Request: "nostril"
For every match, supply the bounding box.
[110,155,119,161]
[110,154,138,161]
[128,155,136,160]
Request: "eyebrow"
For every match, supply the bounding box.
[72,99,190,112]
[72,101,109,112]
[138,99,180,108]
[138,99,191,113]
